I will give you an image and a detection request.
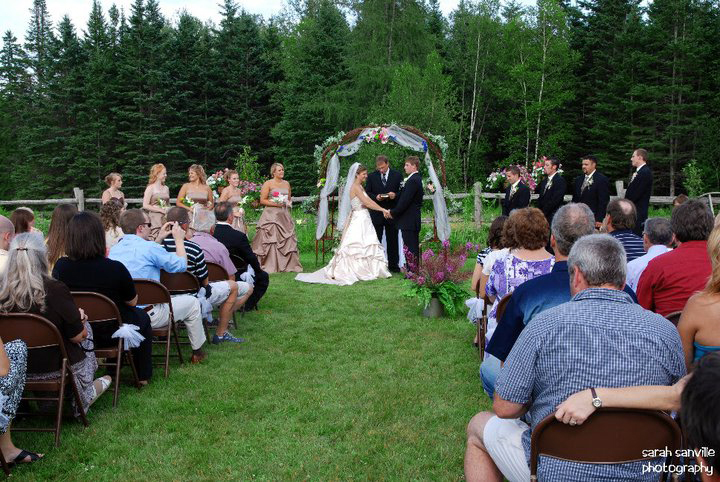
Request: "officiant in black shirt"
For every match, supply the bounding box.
[365,155,403,272]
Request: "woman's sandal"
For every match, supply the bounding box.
[9,450,43,466]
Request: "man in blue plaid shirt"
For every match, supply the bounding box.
[465,234,686,482]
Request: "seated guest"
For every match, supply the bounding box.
[481,204,595,396]
[555,354,718,482]
[0,338,43,465]
[482,205,639,395]
[485,208,554,343]
[637,200,714,316]
[677,225,720,369]
[464,234,685,482]
[10,207,39,235]
[214,202,269,312]
[53,212,154,384]
[0,233,112,416]
[603,198,645,262]
[626,218,672,292]
[470,216,508,347]
[0,215,14,274]
[101,201,124,250]
[673,193,689,208]
[109,209,208,363]
[46,204,78,269]
[162,207,247,344]
[471,216,508,295]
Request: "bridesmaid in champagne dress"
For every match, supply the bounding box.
[142,164,170,240]
[177,164,214,223]
[251,163,302,273]
[217,169,247,234]
[101,172,126,208]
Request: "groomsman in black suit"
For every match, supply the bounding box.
[572,155,610,229]
[501,165,531,216]
[365,155,403,272]
[387,156,423,265]
[535,157,567,225]
[624,148,653,235]
[213,202,269,311]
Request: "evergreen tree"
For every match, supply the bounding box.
[272,0,352,194]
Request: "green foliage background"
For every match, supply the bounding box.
[1,0,719,199]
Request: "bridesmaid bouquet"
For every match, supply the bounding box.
[271,191,289,207]
[157,198,167,209]
[181,196,196,207]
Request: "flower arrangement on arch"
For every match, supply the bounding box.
[363,126,391,144]
[403,241,478,317]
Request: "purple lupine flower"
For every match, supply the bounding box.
[422,249,434,261]
[465,241,473,250]
[434,271,445,283]
[417,276,425,285]
[442,239,450,249]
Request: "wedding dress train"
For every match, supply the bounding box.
[295,195,391,286]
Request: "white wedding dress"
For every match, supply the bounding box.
[295,193,391,285]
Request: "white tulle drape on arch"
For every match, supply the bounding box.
[315,124,451,242]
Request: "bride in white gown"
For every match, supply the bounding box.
[296,163,392,285]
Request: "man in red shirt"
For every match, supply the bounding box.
[636,200,714,316]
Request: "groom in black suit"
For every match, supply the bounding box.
[365,155,403,272]
[387,156,423,266]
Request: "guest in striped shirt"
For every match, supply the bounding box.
[603,198,646,262]
[160,207,247,344]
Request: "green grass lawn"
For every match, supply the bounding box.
[12,252,491,480]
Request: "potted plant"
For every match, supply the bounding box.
[403,241,476,318]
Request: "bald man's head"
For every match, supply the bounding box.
[606,198,637,231]
[0,215,15,251]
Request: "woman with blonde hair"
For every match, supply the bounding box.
[251,163,302,273]
[0,233,111,417]
[101,172,125,207]
[217,169,247,233]
[176,164,213,213]
[142,163,170,240]
[46,203,78,269]
[677,224,720,369]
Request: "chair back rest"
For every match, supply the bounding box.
[530,409,682,476]
[160,271,200,296]
[495,293,512,323]
[71,292,122,328]
[0,313,68,358]
[206,262,229,282]
[133,279,172,306]
[665,311,682,326]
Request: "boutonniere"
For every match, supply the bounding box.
[587,178,594,187]
[630,172,638,183]
[400,177,409,189]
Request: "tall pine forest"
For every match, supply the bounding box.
[1,0,719,198]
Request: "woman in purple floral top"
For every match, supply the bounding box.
[485,208,554,341]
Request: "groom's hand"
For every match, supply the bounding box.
[388,192,396,200]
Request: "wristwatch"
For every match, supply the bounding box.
[591,387,602,408]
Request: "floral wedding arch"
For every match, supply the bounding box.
[315,124,451,241]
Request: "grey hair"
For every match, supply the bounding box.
[0,233,50,313]
[644,218,673,246]
[191,208,216,233]
[551,203,595,256]
[568,234,626,289]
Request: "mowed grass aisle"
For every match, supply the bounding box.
[13,253,490,480]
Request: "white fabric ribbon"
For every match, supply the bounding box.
[112,324,146,351]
